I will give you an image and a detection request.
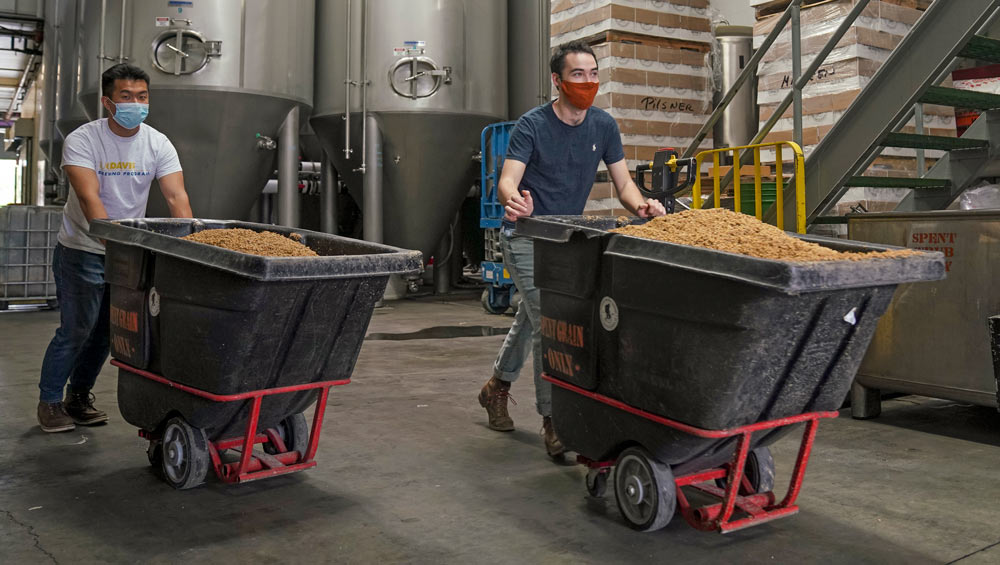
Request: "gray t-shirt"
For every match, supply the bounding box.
[59,118,182,255]
[505,102,625,216]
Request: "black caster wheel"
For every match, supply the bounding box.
[614,447,676,532]
[481,288,509,315]
[147,438,163,467]
[586,469,609,498]
[265,412,309,460]
[160,417,210,490]
[716,446,775,495]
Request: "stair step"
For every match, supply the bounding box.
[881,132,989,151]
[844,176,952,189]
[812,216,850,225]
[919,86,1000,110]
[958,35,1000,64]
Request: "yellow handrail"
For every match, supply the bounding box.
[691,141,806,234]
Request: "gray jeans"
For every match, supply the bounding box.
[492,233,550,417]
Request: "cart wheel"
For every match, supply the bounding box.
[481,288,509,315]
[586,469,609,498]
[147,439,163,467]
[160,417,210,490]
[265,413,310,460]
[614,447,676,532]
[715,447,776,495]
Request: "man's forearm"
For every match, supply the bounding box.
[165,192,193,218]
[616,180,646,215]
[78,195,109,223]
[498,178,520,207]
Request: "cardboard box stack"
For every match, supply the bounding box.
[749,0,931,20]
[550,0,716,216]
[753,0,952,178]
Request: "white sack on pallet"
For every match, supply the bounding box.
[551,0,710,22]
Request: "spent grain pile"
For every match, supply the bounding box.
[182,228,318,257]
[611,208,919,262]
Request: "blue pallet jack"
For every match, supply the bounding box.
[479,122,518,314]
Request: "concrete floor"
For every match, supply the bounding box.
[1,293,998,564]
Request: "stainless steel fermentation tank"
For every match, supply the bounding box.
[713,25,757,152]
[78,0,314,220]
[311,0,507,259]
[55,0,89,140]
[38,0,89,180]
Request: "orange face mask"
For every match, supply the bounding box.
[559,79,599,110]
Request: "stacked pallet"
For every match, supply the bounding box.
[550,0,715,216]
[754,0,955,178]
[750,0,931,20]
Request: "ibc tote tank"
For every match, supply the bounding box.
[311,0,507,259]
[78,0,314,220]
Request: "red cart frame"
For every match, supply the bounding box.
[113,360,349,484]
[543,373,838,533]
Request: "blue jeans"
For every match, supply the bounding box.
[38,244,111,404]
[492,233,550,417]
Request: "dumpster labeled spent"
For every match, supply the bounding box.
[91,218,422,489]
[517,214,944,532]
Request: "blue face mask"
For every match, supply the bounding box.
[107,100,149,129]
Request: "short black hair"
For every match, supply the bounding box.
[101,63,150,98]
[550,40,598,77]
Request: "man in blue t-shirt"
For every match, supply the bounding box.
[478,40,667,459]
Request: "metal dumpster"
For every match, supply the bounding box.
[91,219,423,442]
[848,210,1000,415]
[518,215,946,471]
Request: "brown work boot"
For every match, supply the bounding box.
[542,416,566,458]
[63,392,109,426]
[37,401,75,433]
[478,377,515,431]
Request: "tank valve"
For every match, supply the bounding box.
[255,133,276,151]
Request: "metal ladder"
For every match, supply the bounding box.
[781,0,1000,227]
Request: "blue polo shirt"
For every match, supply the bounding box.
[505,102,625,216]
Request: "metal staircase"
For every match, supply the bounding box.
[763,0,1000,229]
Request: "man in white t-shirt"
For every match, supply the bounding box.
[37,63,192,433]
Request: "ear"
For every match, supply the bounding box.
[101,96,115,114]
[551,72,561,91]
